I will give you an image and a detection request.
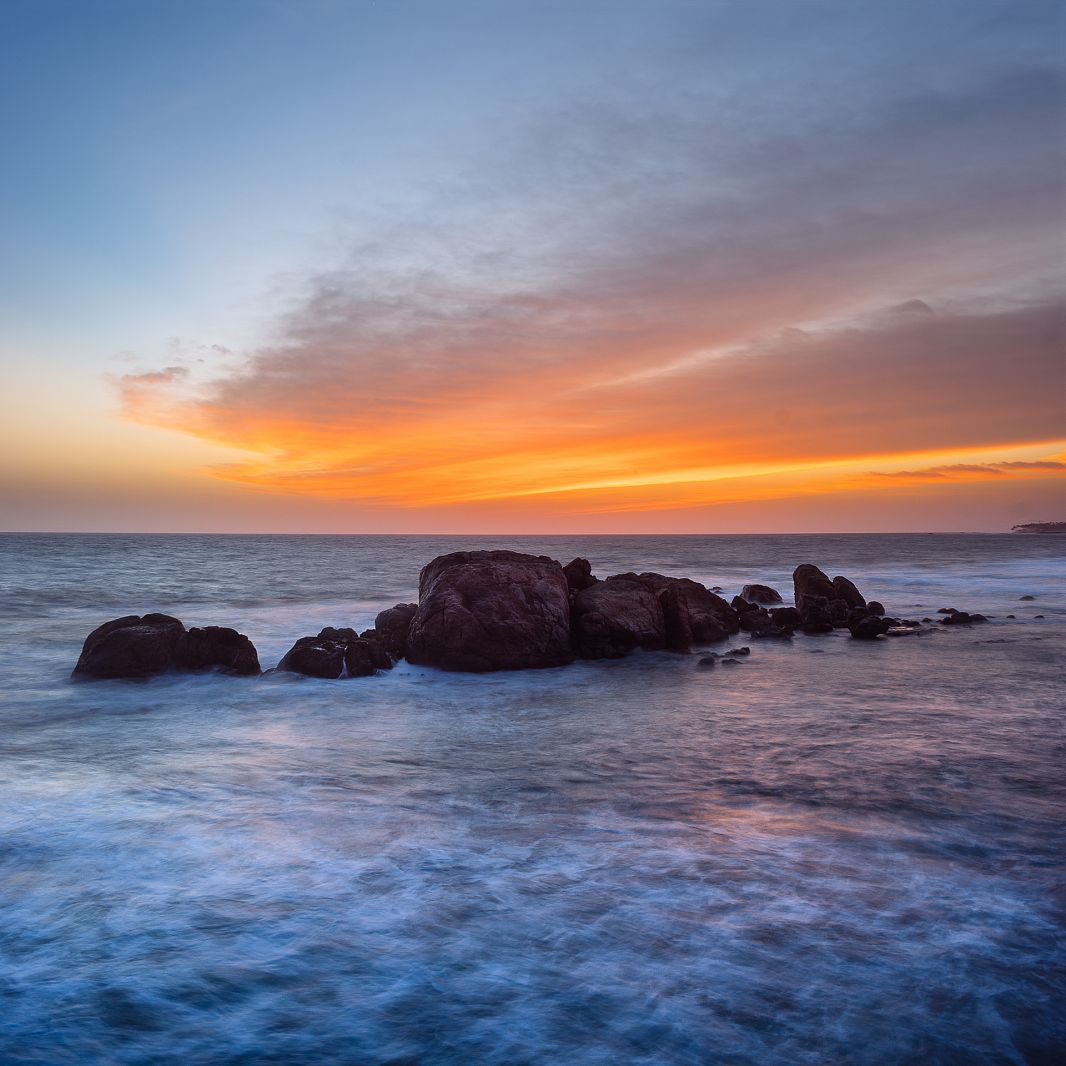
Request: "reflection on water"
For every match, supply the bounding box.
[0,534,1064,1064]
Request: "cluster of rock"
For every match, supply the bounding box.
[70,550,990,681]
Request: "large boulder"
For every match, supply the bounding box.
[276,626,392,678]
[373,603,418,660]
[73,614,260,679]
[793,564,838,612]
[610,573,738,647]
[571,577,666,658]
[740,583,783,605]
[406,550,573,672]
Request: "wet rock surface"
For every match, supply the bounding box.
[73,614,259,679]
[407,550,573,672]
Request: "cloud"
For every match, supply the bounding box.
[114,2,1066,517]
[874,460,1066,481]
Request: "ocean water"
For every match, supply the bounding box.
[0,533,1064,1065]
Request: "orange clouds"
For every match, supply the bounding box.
[113,294,1066,525]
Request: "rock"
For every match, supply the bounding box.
[740,583,783,605]
[1034,614,1045,619]
[562,557,597,593]
[73,614,260,679]
[720,658,741,665]
[572,577,666,659]
[939,612,987,626]
[731,594,759,614]
[1006,614,1016,619]
[373,603,418,660]
[793,564,838,612]
[849,615,892,639]
[937,607,957,614]
[1019,595,1036,601]
[277,634,347,678]
[74,614,185,679]
[613,573,739,646]
[832,576,866,609]
[753,627,794,640]
[802,621,835,635]
[698,655,718,667]
[176,626,260,675]
[738,607,773,633]
[770,606,801,628]
[866,601,885,616]
[407,550,572,672]
[726,646,751,656]
[277,627,392,678]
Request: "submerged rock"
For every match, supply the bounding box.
[406,550,572,672]
[73,614,259,679]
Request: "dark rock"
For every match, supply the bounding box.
[866,601,885,616]
[1006,614,1015,619]
[849,615,892,639]
[1019,595,1036,601]
[73,614,259,679]
[770,606,801,628]
[793,564,838,612]
[738,607,773,633]
[711,586,723,593]
[614,573,739,646]
[801,621,835,635]
[73,613,185,678]
[1034,614,1045,619]
[277,635,346,678]
[726,646,751,656]
[373,603,418,660]
[562,557,598,593]
[740,583,783,605]
[698,655,718,667]
[753,627,794,640]
[937,607,957,614]
[572,577,666,659]
[731,594,760,614]
[720,658,741,665]
[278,627,393,678]
[832,576,866,609]
[940,612,978,626]
[176,626,260,675]
[922,617,933,623]
[407,550,572,672]
[799,595,834,629]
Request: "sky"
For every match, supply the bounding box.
[1,0,1064,533]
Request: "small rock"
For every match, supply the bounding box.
[740,583,783,605]
[698,656,718,667]
[866,601,885,616]
[1019,595,1036,601]
[720,658,741,665]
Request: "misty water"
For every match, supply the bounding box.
[1,534,1064,1064]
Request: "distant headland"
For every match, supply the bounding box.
[1011,522,1066,534]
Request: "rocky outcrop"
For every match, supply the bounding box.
[373,603,418,660]
[615,573,738,646]
[562,557,597,593]
[406,550,573,672]
[276,627,392,678]
[73,614,259,679]
[571,577,666,659]
[793,564,839,612]
[741,583,783,605]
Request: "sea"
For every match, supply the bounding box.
[0,533,1063,1065]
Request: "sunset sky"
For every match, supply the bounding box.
[2,0,1063,533]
